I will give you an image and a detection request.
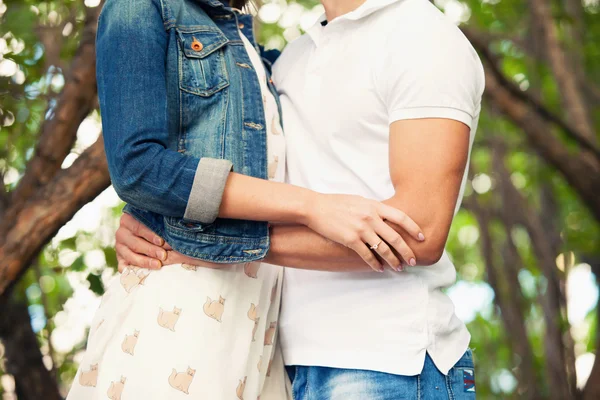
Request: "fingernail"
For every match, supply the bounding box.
[152,260,161,269]
[378,266,384,273]
[418,233,425,241]
[153,237,164,246]
[409,258,416,266]
[157,250,167,260]
[395,265,403,272]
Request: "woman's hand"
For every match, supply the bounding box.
[115,214,222,272]
[302,193,425,272]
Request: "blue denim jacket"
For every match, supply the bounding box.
[97,0,281,262]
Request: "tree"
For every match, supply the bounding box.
[1,1,110,397]
[0,0,598,398]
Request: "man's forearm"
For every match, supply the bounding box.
[264,225,375,272]
[265,196,446,271]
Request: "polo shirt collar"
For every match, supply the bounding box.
[307,0,402,45]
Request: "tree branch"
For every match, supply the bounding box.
[0,137,110,295]
[462,27,600,160]
[562,0,600,107]
[529,0,595,143]
[462,28,600,224]
[3,4,103,231]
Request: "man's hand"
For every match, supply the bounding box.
[116,214,219,272]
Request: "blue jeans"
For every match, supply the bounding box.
[286,350,476,400]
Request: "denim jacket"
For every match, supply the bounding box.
[97,0,281,262]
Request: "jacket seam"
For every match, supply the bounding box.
[445,371,455,400]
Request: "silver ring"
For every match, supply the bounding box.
[370,240,383,250]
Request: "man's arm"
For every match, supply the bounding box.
[118,117,469,272]
[264,118,469,269]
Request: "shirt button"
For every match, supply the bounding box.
[191,37,203,52]
[238,23,245,29]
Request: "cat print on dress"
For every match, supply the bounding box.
[136,269,149,285]
[267,156,279,179]
[107,376,126,400]
[120,267,149,293]
[121,329,139,356]
[247,303,260,341]
[236,376,247,400]
[157,306,181,331]
[244,262,260,279]
[181,263,197,272]
[204,296,225,322]
[264,321,276,346]
[79,363,99,387]
[168,367,195,395]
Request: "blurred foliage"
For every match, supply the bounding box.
[1,0,599,398]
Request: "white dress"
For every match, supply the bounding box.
[67,32,290,400]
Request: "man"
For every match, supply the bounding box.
[116,0,484,398]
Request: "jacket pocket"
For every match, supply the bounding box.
[176,27,230,97]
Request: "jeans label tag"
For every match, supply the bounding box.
[463,368,475,392]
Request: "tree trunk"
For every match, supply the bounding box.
[0,138,110,295]
[466,193,540,399]
[0,296,62,400]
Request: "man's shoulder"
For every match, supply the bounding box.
[376,0,472,53]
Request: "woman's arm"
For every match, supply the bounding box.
[99,0,423,270]
[98,0,311,225]
[116,117,469,272]
[98,0,209,221]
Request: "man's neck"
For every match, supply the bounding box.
[321,0,367,21]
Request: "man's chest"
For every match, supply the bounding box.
[277,45,388,142]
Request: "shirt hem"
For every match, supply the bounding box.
[389,106,473,129]
[281,330,471,376]
[282,347,429,376]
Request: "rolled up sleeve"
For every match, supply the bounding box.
[184,158,233,223]
[97,0,231,224]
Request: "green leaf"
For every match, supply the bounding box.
[103,247,118,269]
[86,273,104,296]
[61,236,78,250]
[70,255,86,272]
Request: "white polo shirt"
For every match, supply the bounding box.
[273,0,485,376]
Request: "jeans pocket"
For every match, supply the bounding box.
[446,350,476,399]
[449,365,475,398]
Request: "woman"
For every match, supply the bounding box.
[67,0,423,398]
